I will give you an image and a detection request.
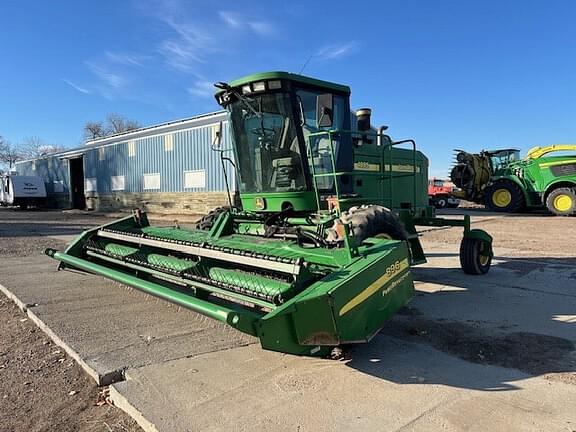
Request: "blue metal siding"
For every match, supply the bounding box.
[16,157,70,194]
[83,120,235,194]
[15,112,235,196]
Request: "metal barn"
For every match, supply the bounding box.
[15,111,236,214]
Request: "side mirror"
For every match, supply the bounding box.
[316,93,333,128]
[213,121,223,148]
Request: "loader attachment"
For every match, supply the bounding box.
[45,210,414,356]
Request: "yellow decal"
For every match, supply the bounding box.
[339,258,410,316]
[354,161,380,172]
[383,164,421,173]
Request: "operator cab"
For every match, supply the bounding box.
[215,72,353,213]
[486,148,520,171]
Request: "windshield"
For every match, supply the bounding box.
[229,92,307,193]
[490,150,520,170]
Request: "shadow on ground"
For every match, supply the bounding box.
[345,256,576,392]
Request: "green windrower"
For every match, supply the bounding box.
[46,71,493,357]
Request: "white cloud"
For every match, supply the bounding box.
[218,11,274,36]
[316,42,358,60]
[157,17,215,72]
[219,11,242,28]
[187,81,215,98]
[105,51,149,67]
[61,79,91,94]
[85,62,127,89]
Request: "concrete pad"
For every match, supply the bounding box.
[1,210,575,431]
[411,242,576,341]
[0,255,256,385]
[110,337,576,432]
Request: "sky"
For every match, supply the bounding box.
[0,0,575,177]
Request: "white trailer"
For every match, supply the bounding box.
[0,174,47,209]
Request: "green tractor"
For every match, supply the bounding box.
[45,72,493,357]
[451,145,576,215]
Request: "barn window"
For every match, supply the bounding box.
[184,170,206,189]
[85,178,97,192]
[128,140,136,157]
[164,134,174,152]
[143,173,160,190]
[111,176,125,191]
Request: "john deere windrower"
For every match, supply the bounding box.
[46,72,493,356]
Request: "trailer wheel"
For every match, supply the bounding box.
[546,187,576,216]
[459,237,492,274]
[485,181,525,212]
[196,206,229,230]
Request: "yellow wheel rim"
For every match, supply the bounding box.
[479,254,490,266]
[492,189,512,207]
[553,194,573,212]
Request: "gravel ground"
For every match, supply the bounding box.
[0,209,142,432]
[426,207,576,258]
[0,206,574,430]
[0,297,142,432]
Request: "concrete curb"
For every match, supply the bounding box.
[109,384,159,432]
[0,281,124,386]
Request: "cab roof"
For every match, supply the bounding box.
[217,71,351,95]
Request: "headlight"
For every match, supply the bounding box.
[268,80,281,90]
[252,81,266,92]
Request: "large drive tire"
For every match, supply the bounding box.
[345,205,408,244]
[196,206,229,230]
[485,181,525,212]
[460,237,492,275]
[546,187,576,216]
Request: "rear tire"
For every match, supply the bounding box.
[460,237,492,275]
[196,206,229,230]
[485,181,525,212]
[546,187,576,216]
[346,205,408,244]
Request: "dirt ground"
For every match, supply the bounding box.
[426,208,576,258]
[0,297,141,432]
[0,209,142,432]
[0,206,574,430]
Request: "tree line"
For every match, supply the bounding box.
[0,136,65,171]
[0,113,140,171]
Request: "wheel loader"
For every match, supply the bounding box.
[451,145,576,215]
[45,72,493,357]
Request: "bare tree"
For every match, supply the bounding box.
[19,136,65,159]
[83,114,140,142]
[0,136,22,170]
[83,121,105,141]
[105,113,141,135]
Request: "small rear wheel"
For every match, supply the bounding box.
[545,187,576,216]
[460,237,492,275]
